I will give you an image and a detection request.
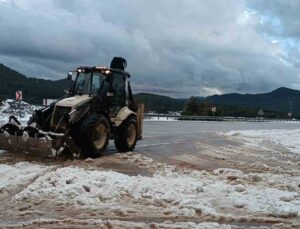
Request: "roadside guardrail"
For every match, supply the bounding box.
[143,113,299,123]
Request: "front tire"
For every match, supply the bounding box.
[114,117,138,152]
[76,114,110,158]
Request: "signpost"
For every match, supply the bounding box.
[16,91,23,119]
[288,112,292,118]
[212,106,217,118]
[16,91,22,101]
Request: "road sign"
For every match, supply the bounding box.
[212,107,217,113]
[16,91,22,101]
[288,112,292,117]
[43,99,56,106]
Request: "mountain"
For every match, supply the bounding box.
[0,63,72,104]
[1,63,300,116]
[134,93,186,113]
[206,87,300,115]
[135,88,300,116]
[0,63,184,111]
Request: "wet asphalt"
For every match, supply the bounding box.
[110,120,300,159]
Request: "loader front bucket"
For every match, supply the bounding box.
[0,116,81,157]
[0,131,58,156]
[0,121,64,157]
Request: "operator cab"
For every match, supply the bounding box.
[67,59,135,117]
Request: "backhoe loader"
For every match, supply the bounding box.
[0,57,144,158]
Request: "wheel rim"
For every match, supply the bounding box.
[94,123,107,150]
[127,123,137,146]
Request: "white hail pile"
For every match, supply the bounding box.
[223,129,300,155]
[0,162,296,219]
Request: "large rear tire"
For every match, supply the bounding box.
[114,117,138,152]
[76,114,110,158]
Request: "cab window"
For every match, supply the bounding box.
[91,73,104,94]
[74,72,91,94]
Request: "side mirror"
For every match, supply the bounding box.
[67,72,73,80]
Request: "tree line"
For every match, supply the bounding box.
[182,96,286,118]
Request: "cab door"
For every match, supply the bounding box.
[109,72,126,116]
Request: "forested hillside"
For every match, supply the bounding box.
[206,87,300,116]
[134,93,186,113]
[0,64,72,104]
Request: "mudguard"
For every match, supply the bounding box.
[111,107,136,127]
[110,104,144,140]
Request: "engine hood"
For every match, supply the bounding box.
[55,95,92,108]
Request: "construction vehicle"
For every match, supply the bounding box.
[0,57,144,158]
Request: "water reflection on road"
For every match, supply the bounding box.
[136,121,299,158]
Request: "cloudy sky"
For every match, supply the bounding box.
[0,0,300,97]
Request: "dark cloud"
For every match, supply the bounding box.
[0,0,299,97]
[248,0,300,78]
[248,0,300,39]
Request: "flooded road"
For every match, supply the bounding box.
[134,121,299,159]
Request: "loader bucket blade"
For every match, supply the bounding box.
[0,132,56,156]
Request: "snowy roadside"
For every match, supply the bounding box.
[0,99,40,124]
[14,164,300,218]
[1,129,300,228]
[221,129,300,155]
[0,152,298,228]
[0,162,51,199]
[3,218,232,229]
